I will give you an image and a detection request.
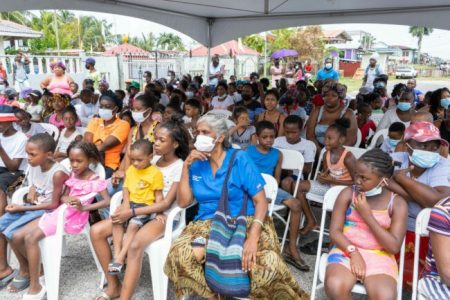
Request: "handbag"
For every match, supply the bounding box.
[205,150,251,297]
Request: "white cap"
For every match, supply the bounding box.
[370,53,379,61]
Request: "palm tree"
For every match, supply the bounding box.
[409,26,433,64]
[0,11,34,26]
[157,33,185,51]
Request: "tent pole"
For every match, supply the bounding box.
[206,18,214,85]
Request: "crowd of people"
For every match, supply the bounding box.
[0,52,448,300]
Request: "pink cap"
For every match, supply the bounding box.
[404,121,449,147]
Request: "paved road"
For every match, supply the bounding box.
[349,79,450,97]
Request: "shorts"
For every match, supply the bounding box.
[128,202,155,227]
[0,205,46,239]
[0,167,23,193]
[308,180,330,197]
[274,188,294,205]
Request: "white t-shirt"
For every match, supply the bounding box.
[231,92,242,104]
[0,131,28,171]
[14,122,47,138]
[77,103,99,127]
[56,127,83,153]
[160,93,170,107]
[364,64,384,89]
[273,137,317,175]
[210,95,234,110]
[209,63,221,86]
[26,104,43,121]
[376,108,411,132]
[28,162,68,204]
[151,156,183,217]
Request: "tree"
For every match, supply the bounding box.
[242,34,265,53]
[156,33,185,51]
[409,26,433,64]
[360,34,376,50]
[289,26,325,63]
[269,28,294,52]
[129,33,157,51]
[0,11,34,26]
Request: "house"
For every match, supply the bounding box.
[0,20,42,55]
[347,30,375,50]
[322,29,352,44]
[390,45,418,64]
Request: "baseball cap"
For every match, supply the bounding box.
[404,121,449,147]
[0,105,18,122]
[85,57,96,65]
[30,90,42,99]
[4,87,17,98]
[130,81,140,89]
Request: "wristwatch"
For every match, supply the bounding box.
[344,245,357,257]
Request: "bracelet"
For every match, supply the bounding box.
[131,206,136,217]
[252,218,264,228]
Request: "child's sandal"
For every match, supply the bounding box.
[107,262,124,275]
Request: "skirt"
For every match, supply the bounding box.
[164,216,309,300]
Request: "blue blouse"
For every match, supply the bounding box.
[189,149,265,221]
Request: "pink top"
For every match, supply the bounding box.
[47,74,72,95]
[325,148,352,182]
[38,173,108,236]
[49,112,81,131]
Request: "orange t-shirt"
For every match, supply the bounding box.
[86,117,130,169]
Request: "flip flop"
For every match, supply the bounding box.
[94,291,119,300]
[7,274,30,293]
[22,285,46,300]
[283,252,310,272]
[299,240,328,255]
[107,262,124,275]
[0,269,18,289]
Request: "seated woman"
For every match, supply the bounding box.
[377,91,414,132]
[84,90,131,179]
[90,117,189,300]
[419,197,450,299]
[306,82,357,152]
[164,114,308,299]
[325,149,407,300]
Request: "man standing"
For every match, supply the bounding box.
[316,58,339,81]
[407,78,424,105]
[85,57,101,91]
[208,54,224,91]
[143,71,152,85]
[363,53,384,91]
[12,52,30,93]
[270,58,284,87]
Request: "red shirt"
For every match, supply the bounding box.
[358,119,377,147]
[312,94,324,106]
[305,64,313,73]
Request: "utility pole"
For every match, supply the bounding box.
[53,10,61,56]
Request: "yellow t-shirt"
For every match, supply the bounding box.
[123,165,164,205]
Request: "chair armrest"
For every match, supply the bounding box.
[11,186,30,205]
[55,204,68,237]
[109,191,123,215]
[163,206,184,242]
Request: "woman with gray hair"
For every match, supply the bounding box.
[164,114,308,299]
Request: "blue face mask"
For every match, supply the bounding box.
[408,146,440,169]
[440,98,450,109]
[364,178,387,197]
[388,138,400,148]
[397,102,412,112]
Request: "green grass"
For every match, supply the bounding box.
[339,77,363,93]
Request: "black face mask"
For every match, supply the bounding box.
[242,94,252,101]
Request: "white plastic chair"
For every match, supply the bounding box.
[262,173,279,216]
[367,128,388,150]
[206,109,232,119]
[39,123,60,141]
[272,148,304,252]
[310,185,406,300]
[412,208,432,300]
[354,129,362,147]
[98,191,188,300]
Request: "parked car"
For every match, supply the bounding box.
[395,66,417,79]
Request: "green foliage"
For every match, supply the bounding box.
[409,26,433,63]
[242,34,265,53]
[156,33,185,51]
[129,33,157,51]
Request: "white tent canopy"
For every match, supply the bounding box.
[3,0,450,47]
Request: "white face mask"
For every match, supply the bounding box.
[194,135,216,152]
[186,91,194,98]
[325,63,332,69]
[131,108,151,124]
[98,108,114,121]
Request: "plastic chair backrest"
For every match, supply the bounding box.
[40,123,60,141]
[367,129,388,150]
[312,147,326,181]
[261,173,278,217]
[323,185,347,212]
[275,148,304,197]
[60,158,106,180]
[354,129,362,147]
[344,146,368,159]
[412,208,432,300]
[207,109,232,119]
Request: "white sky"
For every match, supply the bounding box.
[41,10,450,59]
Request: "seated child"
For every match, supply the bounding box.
[357,102,376,148]
[380,122,405,154]
[18,141,110,297]
[0,133,69,293]
[25,90,43,122]
[14,109,47,138]
[54,107,84,161]
[230,106,256,150]
[325,149,407,300]
[247,121,309,271]
[108,139,164,274]
[290,118,357,235]
[369,92,384,126]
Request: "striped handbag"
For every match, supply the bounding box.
[205,150,251,297]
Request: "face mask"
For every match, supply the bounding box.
[440,98,450,109]
[388,138,400,148]
[98,108,114,121]
[132,108,151,124]
[194,135,216,152]
[408,145,440,169]
[325,63,332,69]
[365,178,387,197]
[374,82,385,88]
[186,91,194,98]
[397,102,412,111]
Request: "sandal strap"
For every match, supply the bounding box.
[95,291,111,300]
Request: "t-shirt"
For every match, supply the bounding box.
[87,71,101,91]
[377,109,411,132]
[28,162,68,204]
[210,95,234,110]
[160,93,170,107]
[359,119,377,147]
[231,126,256,150]
[56,128,83,153]
[123,165,164,206]
[380,139,395,154]
[413,89,423,105]
[209,63,221,86]
[26,104,43,121]
[189,149,265,221]
[316,68,339,81]
[279,105,307,120]
[273,137,316,164]
[19,123,47,138]
[0,131,28,171]
[391,152,450,230]
[235,100,264,123]
[86,117,131,170]
[77,103,99,127]
[231,92,242,104]
[364,64,384,89]
[246,145,279,175]
[423,197,450,279]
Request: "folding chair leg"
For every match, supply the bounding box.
[280,212,291,253]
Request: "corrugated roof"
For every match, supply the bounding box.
[191,40,259,57]
[0,20,42,38]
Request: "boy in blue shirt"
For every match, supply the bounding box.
[247,120,309,271]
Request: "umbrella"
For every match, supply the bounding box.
[271,49,298,59]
